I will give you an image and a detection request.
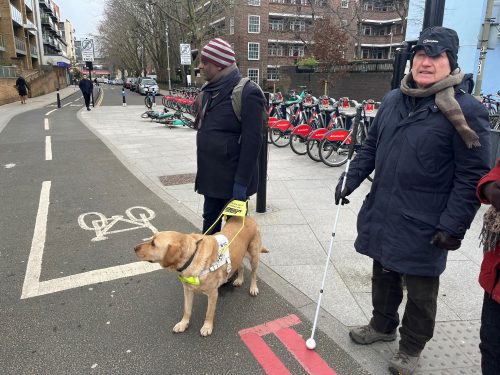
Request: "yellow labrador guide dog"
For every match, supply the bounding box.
[134,200,268,336]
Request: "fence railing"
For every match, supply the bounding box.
[0,66,17,78]
[0,34,5,50]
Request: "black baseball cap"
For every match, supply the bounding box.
[412,26,459,57]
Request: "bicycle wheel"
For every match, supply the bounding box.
[289,134,308,155]
[319,137,348,167]
[141,110,154,119]
[306,139,321,162]
[145,95,153,109]
[270,128,290,147]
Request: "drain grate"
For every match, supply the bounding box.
[159,173,196,186]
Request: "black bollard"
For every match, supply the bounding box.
[256,92,270,213]
[122,89,127,107]
[56,87,61,108]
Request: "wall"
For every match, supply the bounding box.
[0,66,68,105]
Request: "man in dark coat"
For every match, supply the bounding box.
[15,76,28,104]
[79,74,93,111]
[195,38,265,234]
[335,27,491,375]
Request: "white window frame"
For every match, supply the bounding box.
[248,42,260,60]
[267,67,279,81]
[229,17,234,35]
[341,0,348,8]
[290,20,306,32]
[248,0,260,5]
[248,15,260,33]
[269,19,285,31]
[268,44,284,56]
[247,68,259,83]
[363,25,372,35]
[288,45,304,57]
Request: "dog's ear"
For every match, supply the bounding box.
[161,243,182,268]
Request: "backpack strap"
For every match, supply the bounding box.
[231,77,250,122]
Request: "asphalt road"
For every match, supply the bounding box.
[0,85,369,375]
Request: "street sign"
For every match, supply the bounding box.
[180,43,191,65]
[82,39,95,62]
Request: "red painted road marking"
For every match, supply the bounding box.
[239,315,337,375]
[276,328,337,375]
[240,332,291,375]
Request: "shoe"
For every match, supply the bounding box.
[349,324,397,345]
[87,107,91,111]
[388,350,419,375]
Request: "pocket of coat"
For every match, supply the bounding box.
[401,209,440,231]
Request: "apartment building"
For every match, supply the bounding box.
[206,0,406,86]
[0,0,40,69]
[59,19,75,60]
[0,0,69,72]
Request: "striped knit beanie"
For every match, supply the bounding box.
[201,38,235,69]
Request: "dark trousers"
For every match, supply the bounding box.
[202,196,231,235]
[82,93,91,108]
[480,289,500,375]
[369,260,440,356]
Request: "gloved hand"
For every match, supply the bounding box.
[430,230,461,251]
[232,182,247,201]
[482,181,500,211]
[335,172,352,205]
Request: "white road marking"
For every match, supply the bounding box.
[22,181,51,299]
[63,102,71,107]
[70,104,81,107]
[44,118,49,130]
[4,163,16,168]
[21,188,162,299]
[45,136,52,160]
[45,109,57,115]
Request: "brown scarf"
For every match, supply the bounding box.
[400,69,481,149]
[480,206,500,253]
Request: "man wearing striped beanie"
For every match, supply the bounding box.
[194,38,266,235]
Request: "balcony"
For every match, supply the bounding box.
[14,35,27,55]
[25,0,34,12]
[10,4,23,26]
[41,16,55,29]
[31,45,38,58]
[0,34,5,51]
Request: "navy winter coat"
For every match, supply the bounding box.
[79,78,93,95]
[346,77,491,276]
[195,82,265,199]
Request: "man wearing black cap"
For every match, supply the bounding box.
[334,27,491,374]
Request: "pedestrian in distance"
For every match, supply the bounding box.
[79,74,93,111]
[15,75,28,104]
[476,162,500,375]
[194,38,266,235]
[335,26,491,375]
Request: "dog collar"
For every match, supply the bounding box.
[176,239,201,273]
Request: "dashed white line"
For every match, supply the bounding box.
[44,118,49,130]
[63,102,71,107]
[45,136,52,160]
[45,109,57,116]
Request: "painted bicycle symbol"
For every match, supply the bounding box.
[78,206,158,242]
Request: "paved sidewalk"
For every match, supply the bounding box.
[1,90,486,374]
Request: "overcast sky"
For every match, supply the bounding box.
[55,0,105,40]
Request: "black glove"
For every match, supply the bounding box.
[232,182,248,201]
[482,181,500,211]
[335,172,352,205]
[430,230,461,251]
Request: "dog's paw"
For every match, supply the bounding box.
[249,285,259,296]
[173,320,189,333]
[200,323,213,336]
[232,278,243,287]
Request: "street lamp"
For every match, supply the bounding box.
[165,24,172,91]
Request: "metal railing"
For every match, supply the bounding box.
[14,36,27,54]
[31,45,38,57]
[0,66,17,78]
[0,34,5,51]
[10,4,23,25]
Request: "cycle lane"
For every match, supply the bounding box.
[0,90,369,374]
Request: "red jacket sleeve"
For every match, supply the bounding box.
[477,159,500,203]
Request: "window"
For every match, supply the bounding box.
[269,19,285,31]
[290,20,306,32]
[268,44,284,56]
[341,0,348,8]
[270,0,285,3]
[289,45,304,57]
[248,42,260,60]
[248,68,259,83]
[362,48,370,59]
[267,67,279,81]
[340,19,348,28]
[248,15,260,33]
[248,0,260,5]
[229,17,234,35]
[363,25,372,35]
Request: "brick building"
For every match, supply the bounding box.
[204,0,406,89]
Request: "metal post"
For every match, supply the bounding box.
[56,87,61,108]
[474,0,495,96]
[389,32,393,58]
[122,89,127,107]
[165,25,172,91]
[256,92,270,213]
[422,0,446,29]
